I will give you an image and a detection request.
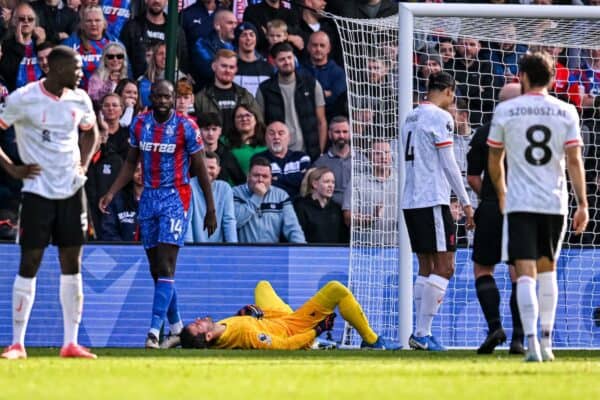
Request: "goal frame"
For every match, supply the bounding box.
[396,3,600,348]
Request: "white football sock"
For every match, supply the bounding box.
[12,275,36,345]
[517,275,538,337]
[60,274,83,346]
[413,275,427,322]
[538,271,558,347]
[170,321,183,335]
[415,274,449,337]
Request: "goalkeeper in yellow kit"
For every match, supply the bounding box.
[179,280,401,350]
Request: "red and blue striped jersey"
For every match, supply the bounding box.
[62,34,112,90]
[16,42,42,89]
[129,111,203,188]
[102,0,131,39]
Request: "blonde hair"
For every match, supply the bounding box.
[95,42,129,81]
[299,167,316,197]
[267,19,288,33]
[146,42,167,82]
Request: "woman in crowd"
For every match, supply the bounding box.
[88,42,129,105]
[137,41,166,108]
[293,167,348,244]
[62,5,118,89]
[228,104,267,176]
[114,78,142,127]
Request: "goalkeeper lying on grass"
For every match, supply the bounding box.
[179,280,401,350]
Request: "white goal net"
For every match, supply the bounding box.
[331,4,600,349]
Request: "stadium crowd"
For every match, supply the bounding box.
[0,0,599,246]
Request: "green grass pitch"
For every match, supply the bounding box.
[1,349,599,400]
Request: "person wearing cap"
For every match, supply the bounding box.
[233,21,274,97]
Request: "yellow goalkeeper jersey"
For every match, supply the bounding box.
[213,315,317,350]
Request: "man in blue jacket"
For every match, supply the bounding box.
[233,156,305,243]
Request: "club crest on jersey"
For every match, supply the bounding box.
[446,121,452,133]
[165,125,175,136]
[258,333,272,345]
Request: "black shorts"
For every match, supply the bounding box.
[404,205,456,253]
[506,212,566,261]
[472,200,503,266]
[18,189,87,249]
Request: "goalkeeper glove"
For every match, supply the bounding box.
[314,313,336,336]
[236,304,264,319]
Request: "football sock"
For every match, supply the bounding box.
[316,281,378,344]
[167,288,183,334]
[538,271,558,342]
[12,275,36,345]
[416,274,448,337]
[510,282,524,342]
[150,278,174,338]
[475,275,502,332]
[254,280,293,314]
[517,275,538,337]
[60,274,83,346]
[414,275,427,321]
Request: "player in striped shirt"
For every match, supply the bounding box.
[488,52,588,362]
[99,80,217,348]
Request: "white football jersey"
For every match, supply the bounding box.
[488,93,582,215]
[401,102,455,209]
[0,80,96,199]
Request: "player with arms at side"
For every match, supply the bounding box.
[488,52,588,362]
[99,80,217,348]
[0,46,99,359]
[401,71,475,351]
[467,82,525,355]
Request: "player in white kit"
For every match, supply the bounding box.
[0,46,100,359]
[402,71,474,351]
[488,51,588,362]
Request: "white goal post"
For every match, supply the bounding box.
[330,3,600,349]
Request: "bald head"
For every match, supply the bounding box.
[498,82,522,102]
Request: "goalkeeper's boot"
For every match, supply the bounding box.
[145,333,160,349]
[60,343,97,359]
[1,343,27,360]
[477,328,506,354]
[361,336,402,351]
[311,337,338,350]
[160,333,181,349]
[524,335,542,362]
[540,337,555,362]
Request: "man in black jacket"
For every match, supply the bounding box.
[32,0,78,45]
[256,42,327,161]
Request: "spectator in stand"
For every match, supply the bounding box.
[257,42,327,161]
[325,0,398,19]
[566,46,600,111]
[437,37,456,71]
[119,0,188,79]
[0,3,45,92]
[449,98,477,206]
[253,121,310,198]
[313,115,351,207]
[194,49,263,142]
[32,0,79,45]
[88,42,129,105]
[414,52,443,100]
[197,111,246,185]
[102,0,134,39]
[293,166,349,244]
[342,140,397,244]
[453,36,497,126]
[36,41,54,77]
[489,23,527,86]
[264,19,301,66]
[137,41,166,108]
[243,0,303,56]
[229,104,267,178]
[114,78,142,126]
[299,0,343,67]
[185,151,237,243]
[62,6,118,90]
[86,93,129,232]
[233,156,306,243]
[175,78,196,119]
[234,22,274,97]
[182,0,218,57]
[361,52,397,127]
[541,44,571,103]
[99,161,142,241]
[303,31,346,122]
[191,9,237,90]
